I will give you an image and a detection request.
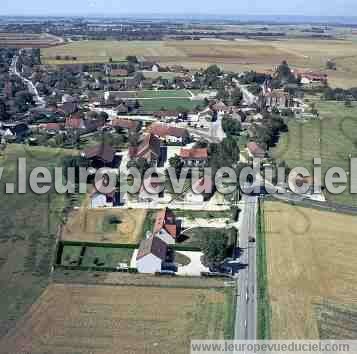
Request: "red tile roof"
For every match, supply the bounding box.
[136,235,168,261]
[153,208,178,239]
[135,134,161,160]
[180,148,208,160]
[149,123,189,139]
[247,142,266,158]
[111,69,129,77]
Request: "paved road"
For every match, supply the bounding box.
[10,52,46,108]
[235,194,258,340]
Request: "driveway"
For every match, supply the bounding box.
[176,251,209,276]
[130,249,138,268]
[181,218,230,229]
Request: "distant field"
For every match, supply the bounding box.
[0,33,62,48]
[0,283,235,354]
[109,89,192,99]
[62,207,147,244]
[42,38,357,87]
[264,201,357,339]
[272,100,357,207]
[0,144,75,338]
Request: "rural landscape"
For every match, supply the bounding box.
[0,6,356,354]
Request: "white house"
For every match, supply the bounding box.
[90,191,124,208]
[136,236,168,273]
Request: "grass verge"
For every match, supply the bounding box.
[257,198,271,339]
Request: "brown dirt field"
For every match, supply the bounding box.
[42,38,357,87]
[264,201,357,339]
[62,205,147,244]
[0,283,228,354]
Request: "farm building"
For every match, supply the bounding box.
[136,235,168,273]
[149,123,190,145]
[129,133,161,166]
[179,148,208,167]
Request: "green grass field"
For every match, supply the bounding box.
[0,144,76,338]
[80,246,133,267]
[110,89,192,99]
[136,89,192,98]
[139,98,203,112]
[273,100,357,207]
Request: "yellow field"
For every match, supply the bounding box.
[62,205,147,244]
[0,283,230,354]
[42,38,357,87]
[264,202,357,339]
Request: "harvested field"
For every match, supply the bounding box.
[41,39,296,66]
[264,201,357,339]
[62,207,147,244]
[0,33,62,48]
[42,38,357,87]
[0,283,234,354]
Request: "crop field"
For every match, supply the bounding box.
[62,207,147,244]
[0,144,76,338]
[0,32,62,48]
[264,201,357,339]
[42,38,357,87]
[272,100,357,207]
[0,283,235,354]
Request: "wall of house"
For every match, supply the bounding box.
[137,254,162,273]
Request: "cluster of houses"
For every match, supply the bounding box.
[75,114,215,208]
